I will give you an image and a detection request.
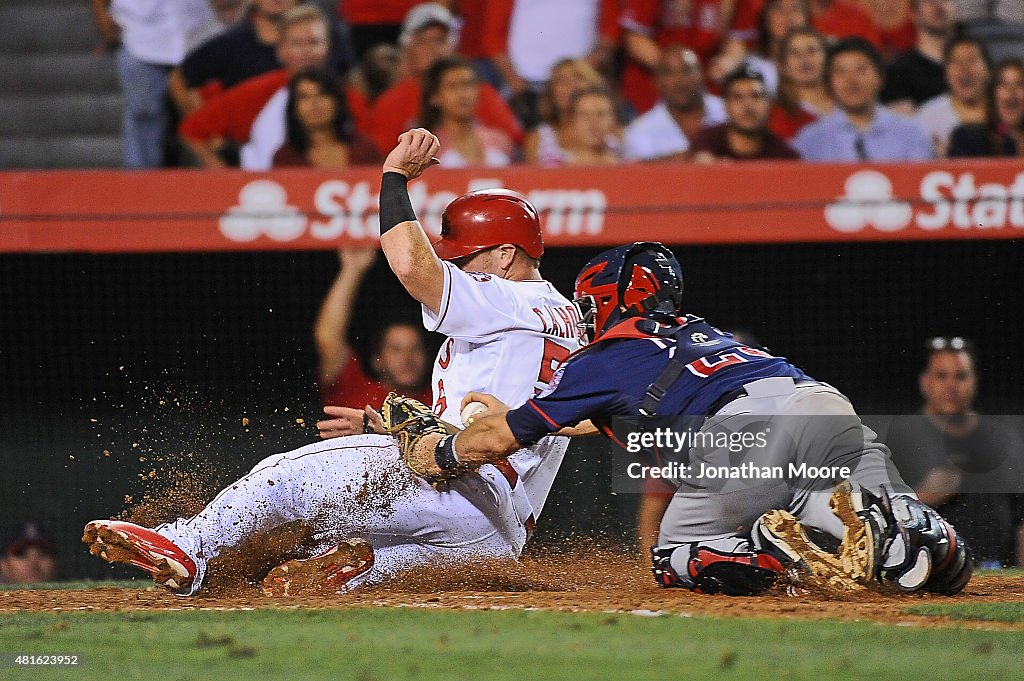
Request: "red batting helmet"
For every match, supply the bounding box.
[432,188,544,261]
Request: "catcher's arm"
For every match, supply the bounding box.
[378,129,445,314]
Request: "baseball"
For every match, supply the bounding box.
[461,401,488,425]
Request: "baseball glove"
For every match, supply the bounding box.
[380,392,462,483]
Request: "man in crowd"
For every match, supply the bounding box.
[170,0,353,116]
[314,246,431,435]
[365,3,522,155]
[882,0,959,114]
[887,338,1024,568]
[794,37,934,161]
[1,523,59,584]
[915,36,991,157]
[178,4,334,169]
[90,0,215,168]
[690,66,799,162]
[623,47,726,162]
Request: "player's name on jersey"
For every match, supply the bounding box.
[531,305,582,340]
[625,461,853,481]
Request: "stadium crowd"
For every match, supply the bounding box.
[90,0,1024,170]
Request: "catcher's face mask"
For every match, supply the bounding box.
[573,295,596,345]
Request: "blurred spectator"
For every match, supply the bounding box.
[956,0,1024,24]
[846,0,917,55]
[337,0,433,59]
[421,57,515,167]
[810,0,882,47]
[346,43,402,128]
[710,0,811,96]
[179,4,335,169]
[171,0,354,115]
[619,0,732,114]
[562,87,623,165]
[365,3,522,155]
[769,27,832,140]
[482,0,619,96]
[623,48,726,162]
[171,0,295,115]
[524,58,605,166]
[881,0,959,115]
[315,248,431,409]
[916,36,991,157]
[886,338,1024,567]
[691,66,800,161]
[186,0,248,53]
[794,37,934,161]
[272,68,380,167]
[949,58,1024,157]
[0,523,59,584]
[91,0,215,168]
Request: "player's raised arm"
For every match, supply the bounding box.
[378,129,445,313]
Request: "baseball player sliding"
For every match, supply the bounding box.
[395,242,974,596]
[82,129,580,596]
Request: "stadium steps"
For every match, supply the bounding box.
[0,0,122,168]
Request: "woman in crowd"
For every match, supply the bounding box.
[523,58,606,166]
[562,86,623,166]
[272,68,381,168]
[949,59,1024,158]
[420,56,515,167]
[916,37,991,158]
[769,27,832,141]
[710,0,811,96]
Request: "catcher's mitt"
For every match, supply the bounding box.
[380,392,464,482]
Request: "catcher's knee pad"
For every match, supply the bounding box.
[875,494,974,595]
[651,543,787,596]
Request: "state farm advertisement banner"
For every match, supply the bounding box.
[1,160,1022,253]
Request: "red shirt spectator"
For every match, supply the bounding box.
[321,353,431,409]
[768,104,817,140]
[339,0,421,25]
[365,76,522,155]
[179,69,291,147]
[620,0,730,113]
[811,0,882,47]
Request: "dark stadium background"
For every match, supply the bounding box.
[2,239,1021,579]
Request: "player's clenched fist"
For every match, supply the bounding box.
[383,128,440,180]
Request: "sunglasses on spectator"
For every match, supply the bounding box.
[926,336,973,351]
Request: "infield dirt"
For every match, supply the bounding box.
[3,552,1021,630]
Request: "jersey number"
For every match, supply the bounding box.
[685,346,772,378]
[535,339,571,394]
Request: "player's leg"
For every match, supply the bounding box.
[769,385,972,593]
[259,475,524,595]
[653,460,795,594]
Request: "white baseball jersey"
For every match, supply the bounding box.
[422,260,582,521]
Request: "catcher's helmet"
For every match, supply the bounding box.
[432,188,544,261]
[574,242,684,343]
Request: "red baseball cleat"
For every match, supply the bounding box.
[82,520,197,594]
[261,539,374,597]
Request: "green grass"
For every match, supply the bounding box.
[1,608,1023,681]
[904,602,1024,624]
[0,580,139,591]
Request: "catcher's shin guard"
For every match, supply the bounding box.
[752,481,884,591]
[867,492,973,595]
[651,543,787,596]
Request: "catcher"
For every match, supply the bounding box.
[83,129,581,595]
[396,242,974,596]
